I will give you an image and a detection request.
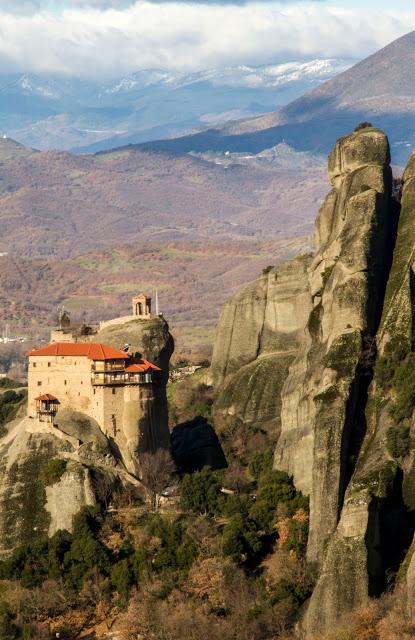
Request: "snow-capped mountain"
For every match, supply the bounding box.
[0,58,355,152]
[103,59,351,93]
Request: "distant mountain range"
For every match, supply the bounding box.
[137,31,415,165]
[0,59,353,152]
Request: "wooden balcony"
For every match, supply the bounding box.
[91,371,155,386]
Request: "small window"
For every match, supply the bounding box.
[33,363,36,368]
[37,381,42,386]
[112,388,116,395]
[47,362,51,367]
[93,389,96,395]
[64,380,67,385]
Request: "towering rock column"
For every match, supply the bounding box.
[274,127,396,568]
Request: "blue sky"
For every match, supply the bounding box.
[0,0,414,77]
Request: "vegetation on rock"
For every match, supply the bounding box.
[41,459,68,486]
[0,390,26,433]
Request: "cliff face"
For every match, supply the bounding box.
[211,126,415,635]
[0,417,93,557]
[93,316,173,464]
[302,132,412,636]
[210,256,312,436]
[275,127,396,567]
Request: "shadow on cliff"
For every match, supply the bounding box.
[365,468,415,596]
[338,191,401,520]
[171,416,227,474]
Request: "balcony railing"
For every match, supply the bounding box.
[91,372,155,386]
[92,362,126,373]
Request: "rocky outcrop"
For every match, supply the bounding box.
[45,460,96,536]
[275,127,397,573]
[95,316,173,459]
[303,143,415,636]
[212,126,414,636]
[0,413,142,556]
[95,316,173,386]
[210,256,312,435]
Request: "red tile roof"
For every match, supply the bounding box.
[27,342,129,360]
[35,393,60,402]
[125,358,162,373]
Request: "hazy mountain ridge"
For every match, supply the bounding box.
[137,31,415,165]
[0,137,326,258]
[0,59,352,152]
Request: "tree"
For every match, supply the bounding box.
[139,449,176,510]
[180,467,222,516]
[355,121,373,131]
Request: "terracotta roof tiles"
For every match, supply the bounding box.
[125,359,162,373]
[27,342,129,360]
[35,393,60,402]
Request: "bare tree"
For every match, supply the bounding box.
[139,449,176,510]
[90,470,116,509]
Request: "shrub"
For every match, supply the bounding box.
[0,390,25,428]
[0,378,23,389]
[146,514,198,575]
[375,337,409,391]
[249,471,306,533]
[321,265,335,288]
[354,122,374,131]
[386,424,411,460]
[0,601,19,639]
[55,624,77,640]
[48,529,73,580]
[389,353,415,423]
[248,449,273,482]
[63,506,110,589]
[41,459,67,486]
[282,518,309,557]
[110,558,133,604]
[262,266,274,275]
[222,471,309,564]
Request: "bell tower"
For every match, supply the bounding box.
[132,294,152,319]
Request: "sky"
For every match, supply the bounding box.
[0,0,414,77]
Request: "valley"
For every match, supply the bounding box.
[0,136,324,361]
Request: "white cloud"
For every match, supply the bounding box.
[0,2,413,77]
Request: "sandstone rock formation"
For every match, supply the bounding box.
[94,316,173,461]
[275,127,396,567]
[210,256,312,435]
[301,130,412,636]
[212,126,415,636]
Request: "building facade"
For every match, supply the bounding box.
[27,342,163,471]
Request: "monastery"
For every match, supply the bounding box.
[26,294,168,470]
